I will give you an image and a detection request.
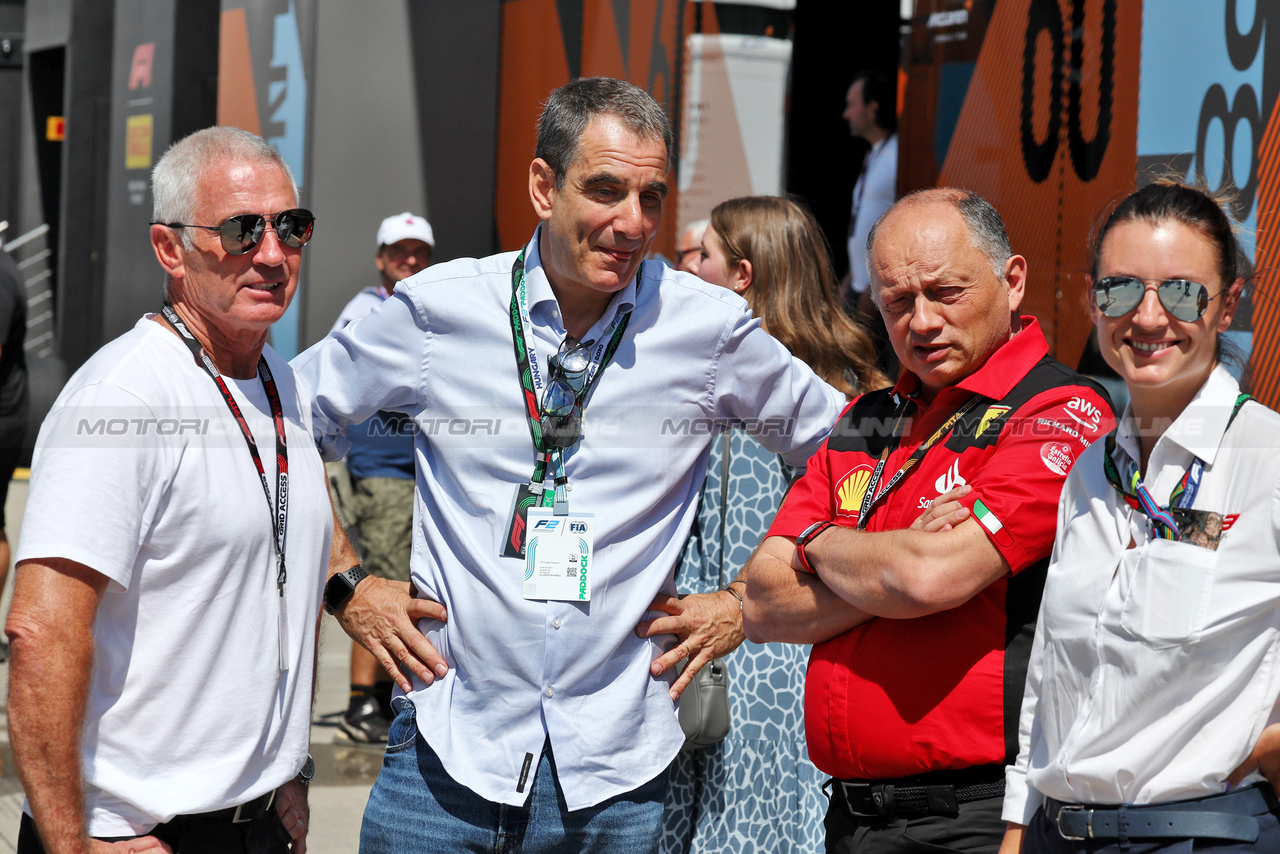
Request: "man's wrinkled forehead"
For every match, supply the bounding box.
[560,118,671,178]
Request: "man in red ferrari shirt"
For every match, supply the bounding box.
[742,188,1115,854]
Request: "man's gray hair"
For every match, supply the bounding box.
[536,77,673,188]
[152,126,297,251]
[866,187,1013,282]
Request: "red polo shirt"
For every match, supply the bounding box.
[767,318,1114,780]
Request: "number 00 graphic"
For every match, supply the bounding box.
[1020,0,1116,184]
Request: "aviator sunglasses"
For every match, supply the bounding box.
[152,208,316,255]
[1091,275,1225,323]
[539,336,593,450]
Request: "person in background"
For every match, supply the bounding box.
[328,211,434,744]
[841,69,898,317]
[674,218,709,275]
[0,242,27,662]
[743,188,1115,854]
[1001,182,1280,853]
[658,195,887,854]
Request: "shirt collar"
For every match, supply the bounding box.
[891,316,1048,405]
[1116,363,1242,467]
[522,226,639,336]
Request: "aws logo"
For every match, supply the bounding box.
[836,466,874,517]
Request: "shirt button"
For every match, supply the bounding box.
[545,687,555,698]
[552,618,562,629]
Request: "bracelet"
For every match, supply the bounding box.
[794,520,837,574]
[723,583,744,609]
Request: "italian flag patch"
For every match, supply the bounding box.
[974,498,1013,548]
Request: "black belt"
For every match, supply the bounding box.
[826,765,1006,822]
[188,789,277,824]
[1047,784,1279,844]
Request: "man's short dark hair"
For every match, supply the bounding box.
[536,77,674,189]
[852,70,897,134]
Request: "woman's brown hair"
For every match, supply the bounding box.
[709,196,889,396]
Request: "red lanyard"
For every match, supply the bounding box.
[159,303,290,592]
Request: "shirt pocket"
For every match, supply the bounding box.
[1119,538,1218,648]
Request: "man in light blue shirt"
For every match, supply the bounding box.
[293,77,844,852]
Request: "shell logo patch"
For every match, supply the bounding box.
[836,466,873,516]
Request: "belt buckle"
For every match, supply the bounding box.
[1056,804,1090,841]
[230,801,253,824]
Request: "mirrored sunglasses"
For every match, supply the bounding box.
[153,208,316,255]
[1092,275,1221,323]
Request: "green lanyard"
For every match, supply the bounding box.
[507,250,630,509]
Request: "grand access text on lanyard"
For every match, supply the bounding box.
[856,390,984,530]
[159,302,292,672]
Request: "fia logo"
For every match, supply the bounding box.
[569,521,587,533]
[533,519,560,531]
[934,460,966,495]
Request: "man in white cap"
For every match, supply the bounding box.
[328,211,434,742]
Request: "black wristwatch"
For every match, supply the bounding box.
[295,754,315,787]
[324,564,368,614]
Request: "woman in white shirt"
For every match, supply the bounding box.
[1000,181,1280,853]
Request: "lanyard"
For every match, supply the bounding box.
[159,302,292,669]
[1103,393,1252,540]
[508,251,630,508]
[856,390,984,531]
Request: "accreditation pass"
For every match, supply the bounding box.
[523,508,595,601]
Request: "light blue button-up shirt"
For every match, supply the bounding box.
[292,230,844,809]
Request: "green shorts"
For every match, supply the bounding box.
[327,462,414,583]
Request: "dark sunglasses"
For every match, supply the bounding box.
[539,337,593,450]
[1092,276,1224,323]
[152,208,316,255]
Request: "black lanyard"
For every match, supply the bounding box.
[856,390,984,530]
[159,302,289,591]
[508,251,630,499]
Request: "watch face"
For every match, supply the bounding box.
[324,572,353,612]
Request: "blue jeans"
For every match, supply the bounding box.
[361,699,669,853]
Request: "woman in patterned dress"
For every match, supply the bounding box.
[660,196,888,854]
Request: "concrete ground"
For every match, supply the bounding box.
[0,477,378,852]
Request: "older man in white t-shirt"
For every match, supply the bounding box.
[7,128,330,854]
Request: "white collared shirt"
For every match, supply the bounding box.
[1004,364,1280,822]
[293,229,844,809]
[846,132,897,295]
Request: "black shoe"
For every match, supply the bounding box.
[337,696,391,744]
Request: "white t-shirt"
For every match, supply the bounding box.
[17,317,331,835]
